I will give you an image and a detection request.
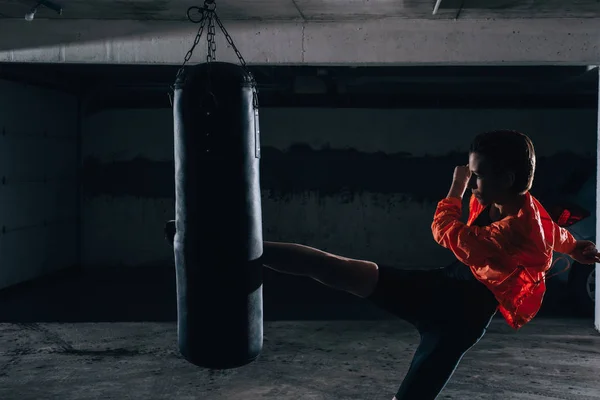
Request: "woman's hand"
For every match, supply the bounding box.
[569,240,600,265]
[447,165,472,199]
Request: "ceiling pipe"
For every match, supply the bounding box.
[432,0,443,15]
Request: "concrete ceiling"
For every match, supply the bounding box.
[1,0,600,21]
[0,0,598,65]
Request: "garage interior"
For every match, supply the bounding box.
[1,0,600,399]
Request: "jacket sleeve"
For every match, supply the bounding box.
[552,221,577,255]
[431,197,513,269]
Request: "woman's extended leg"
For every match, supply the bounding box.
[261,241,379,298]
[164,222,379,299]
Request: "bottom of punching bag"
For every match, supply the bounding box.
[175,266,264,370]
[177,316,264,369]
[179,348,262,370]
[178,320,263,369]
[174,252,264,370]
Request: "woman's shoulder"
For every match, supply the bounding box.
[497,193,556,254]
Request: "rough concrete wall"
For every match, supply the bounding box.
[81,107,597,269]
[0,79,78,290]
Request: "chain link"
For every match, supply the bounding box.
[169,0,259,109]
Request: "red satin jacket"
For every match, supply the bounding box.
[431,192,577,330]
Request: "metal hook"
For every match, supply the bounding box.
[204,0,216,12]
[187,6,205,23]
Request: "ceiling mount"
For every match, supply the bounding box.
[25,0,63,22]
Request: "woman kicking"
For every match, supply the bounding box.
[165,130,600,400]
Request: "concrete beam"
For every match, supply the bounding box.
[0,18,598,65]
[596,65,600,334]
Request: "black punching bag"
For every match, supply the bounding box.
[172,62,263,369]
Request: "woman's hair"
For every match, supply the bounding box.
[470,130,536,194]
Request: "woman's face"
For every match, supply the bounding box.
[468,152,514,206]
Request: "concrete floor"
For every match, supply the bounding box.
[0,267,598,400]
[1,319,599,400]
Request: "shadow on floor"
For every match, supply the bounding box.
[0,266,584,323]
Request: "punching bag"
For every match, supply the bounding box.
[172,62,263,369]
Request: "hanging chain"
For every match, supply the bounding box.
[213,13,258,109]
[212,14,247,74]
[206,12,217,63]
[169,0,258,109]
[174,8,208,84]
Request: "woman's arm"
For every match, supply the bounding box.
[432,164,514,269]
[431,197,512,269]
[551,221,577,255]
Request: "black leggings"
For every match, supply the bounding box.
[367,264,499,400]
